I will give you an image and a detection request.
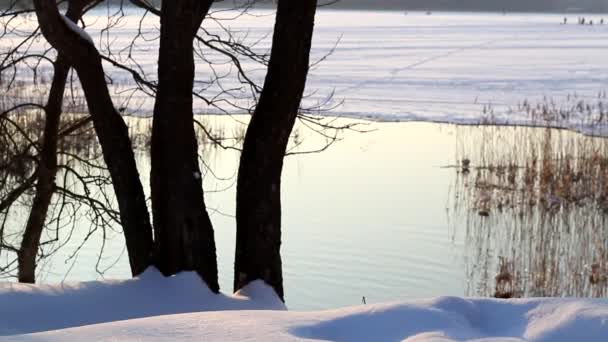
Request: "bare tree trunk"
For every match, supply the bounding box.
[32,0,154,276]
[150,0,219,291]
[17,56,69,283]
[18,2,90,283]
[234,0,318,300]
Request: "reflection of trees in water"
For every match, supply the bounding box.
[0,72,327,281]
[0,93,245,279]
[0,97,110,279]
[451,125,608,298]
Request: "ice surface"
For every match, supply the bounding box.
[4,10,608,135]
[90,10,608,136]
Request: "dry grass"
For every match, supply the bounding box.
[480,92,608,133]
[451,121,608,299]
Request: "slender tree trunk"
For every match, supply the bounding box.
[150,0,219,291]
[32,0,154,276]
[234,0,318,300]
[18,2,89,283]
[17,56,69,283]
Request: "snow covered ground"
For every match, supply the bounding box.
[2,269,608,341]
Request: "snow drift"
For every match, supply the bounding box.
[1,269,608,341]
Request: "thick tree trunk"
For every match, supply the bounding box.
[150,0,219,291]
[32,0,154,276]
[234,0,318,300]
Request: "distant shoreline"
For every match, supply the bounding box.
[2,2,606,14]
[218,3,608,15]
[311,8,608,15]
[222,1,608,14]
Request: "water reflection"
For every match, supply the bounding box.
[451,125,608,298]
[7,113,608,309]
[2,117,470,309]
[0,112,249,282]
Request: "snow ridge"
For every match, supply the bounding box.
[60,14,94,44]
[2,273,608,341]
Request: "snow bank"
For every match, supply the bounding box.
[0,268,284,336]
[5,296,608,341]
[294,297,608,341]
[1,274,608,341]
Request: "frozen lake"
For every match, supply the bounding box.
[87,9,608,136]
[309,11,608,130]
[4,10,608,133]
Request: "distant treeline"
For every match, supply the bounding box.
[1,0,607,12]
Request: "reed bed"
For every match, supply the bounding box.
[452,101,608,298]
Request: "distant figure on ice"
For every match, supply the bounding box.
[590,20,594,26]
[563,17,567,25]
[601,19,605,25]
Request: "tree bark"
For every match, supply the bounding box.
[31,0,154,276]
[150,0,219,291]
[234,0,318,300]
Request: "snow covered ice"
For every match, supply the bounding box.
[5,11,608,135]
[1,269,608,341]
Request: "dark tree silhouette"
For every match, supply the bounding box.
[150,0,219,291]
[17,0,94,283]
[10,0,325,301]
[31,0,154,276]
[234,0,319,300]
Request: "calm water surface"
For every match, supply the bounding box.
[27,118,466,310]
[21,117,608,310]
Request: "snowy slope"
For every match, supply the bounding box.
[1,269,608,341]
[0,268,285,336]
[5,297,608,341]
